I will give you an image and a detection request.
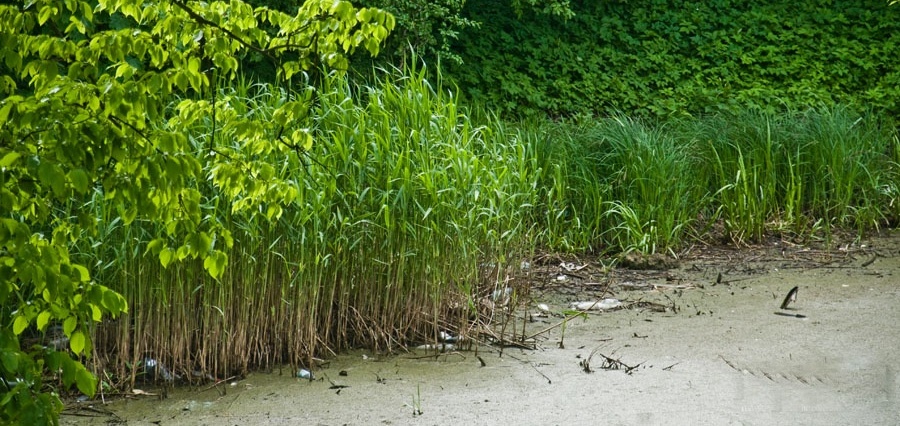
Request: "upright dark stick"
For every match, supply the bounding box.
[780,286,799,310]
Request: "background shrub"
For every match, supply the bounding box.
[448,0,900,118]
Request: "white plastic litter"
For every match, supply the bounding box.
[439,331,462,343]
[569,298,622,311]
[416,343,455,352]
[143,357,175,382]
[491,287,512,301]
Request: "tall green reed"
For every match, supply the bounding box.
[87,66,543,382]
[594,115,701,253]
[516,117,609,252]
[700,111,789,242]
[791,107,891,233]
[699,107,896,243]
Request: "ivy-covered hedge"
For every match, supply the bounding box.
[448,0,900,117]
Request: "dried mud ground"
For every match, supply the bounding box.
[64,232,900,426]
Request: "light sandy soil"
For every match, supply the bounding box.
[63,232,900,425]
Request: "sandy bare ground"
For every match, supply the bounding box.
[63,232,900,425]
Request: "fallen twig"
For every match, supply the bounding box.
[662,362,679,371]
[201,375,238,392]
[406,351,467,361]
[529,362,552,384]
[581,346,643,374]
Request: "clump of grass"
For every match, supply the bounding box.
[519,107,898,252]
[700,111,790,243]
[697,107,896,244]
[790,107,893,234]
[886,134,900,224]
[87,65,542,383]
[594,115,701,253]
[517,117,610,252]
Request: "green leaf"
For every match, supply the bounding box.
[0,350,18,372]
[266,204,282,220]
[331,1,350,15]
[57,353,75,385]
[102,288,124,313]
[68,168,90,193]
[203,250,227,279]
[36,311,51,331]
[1,218,19,234]
[38,162,67,197]
[122,206,137,224]
[292,129,313,151]
[145,238,165,255]
[12,316,28,335]
[75,366,97,396]
[63,316,77,336]
[69,331,85,354]
[72,264,90,282]
[159,247,174,267]
[176,245,190,260]
[38,5,57,25]
[0,151,21,167]
[0,101,14,123]
[90,304,102,322]
[187,57,200,74]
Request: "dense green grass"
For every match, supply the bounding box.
[528,107,899,251]
[694,107,898,243]
[85,68,544,384]
[74,68,899,386]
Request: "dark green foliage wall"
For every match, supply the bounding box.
[354,0,476,64]
[448,0,900,117]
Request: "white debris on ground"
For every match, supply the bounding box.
[569,298,622,311]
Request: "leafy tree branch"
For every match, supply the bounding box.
[0,0,393,424]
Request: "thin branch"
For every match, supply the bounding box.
[170,0,276,62]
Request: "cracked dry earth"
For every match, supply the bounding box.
[63,232,900,425]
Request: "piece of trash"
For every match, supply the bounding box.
[362,354,369,360]
[48,337,69,351]
[416,343,455,352]
[439,331,461,343]
[556,275,568,281]
[560,262,586,272]
[143,358,175,383]
[297,369,314,379]
[520,261,531,270]
[131,389,156,396]
[569,298,622,311]
[192,370,216,382]
[536,303,550,313]
[491,287,512,301]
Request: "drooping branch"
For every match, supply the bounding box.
[170,0,277,63]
